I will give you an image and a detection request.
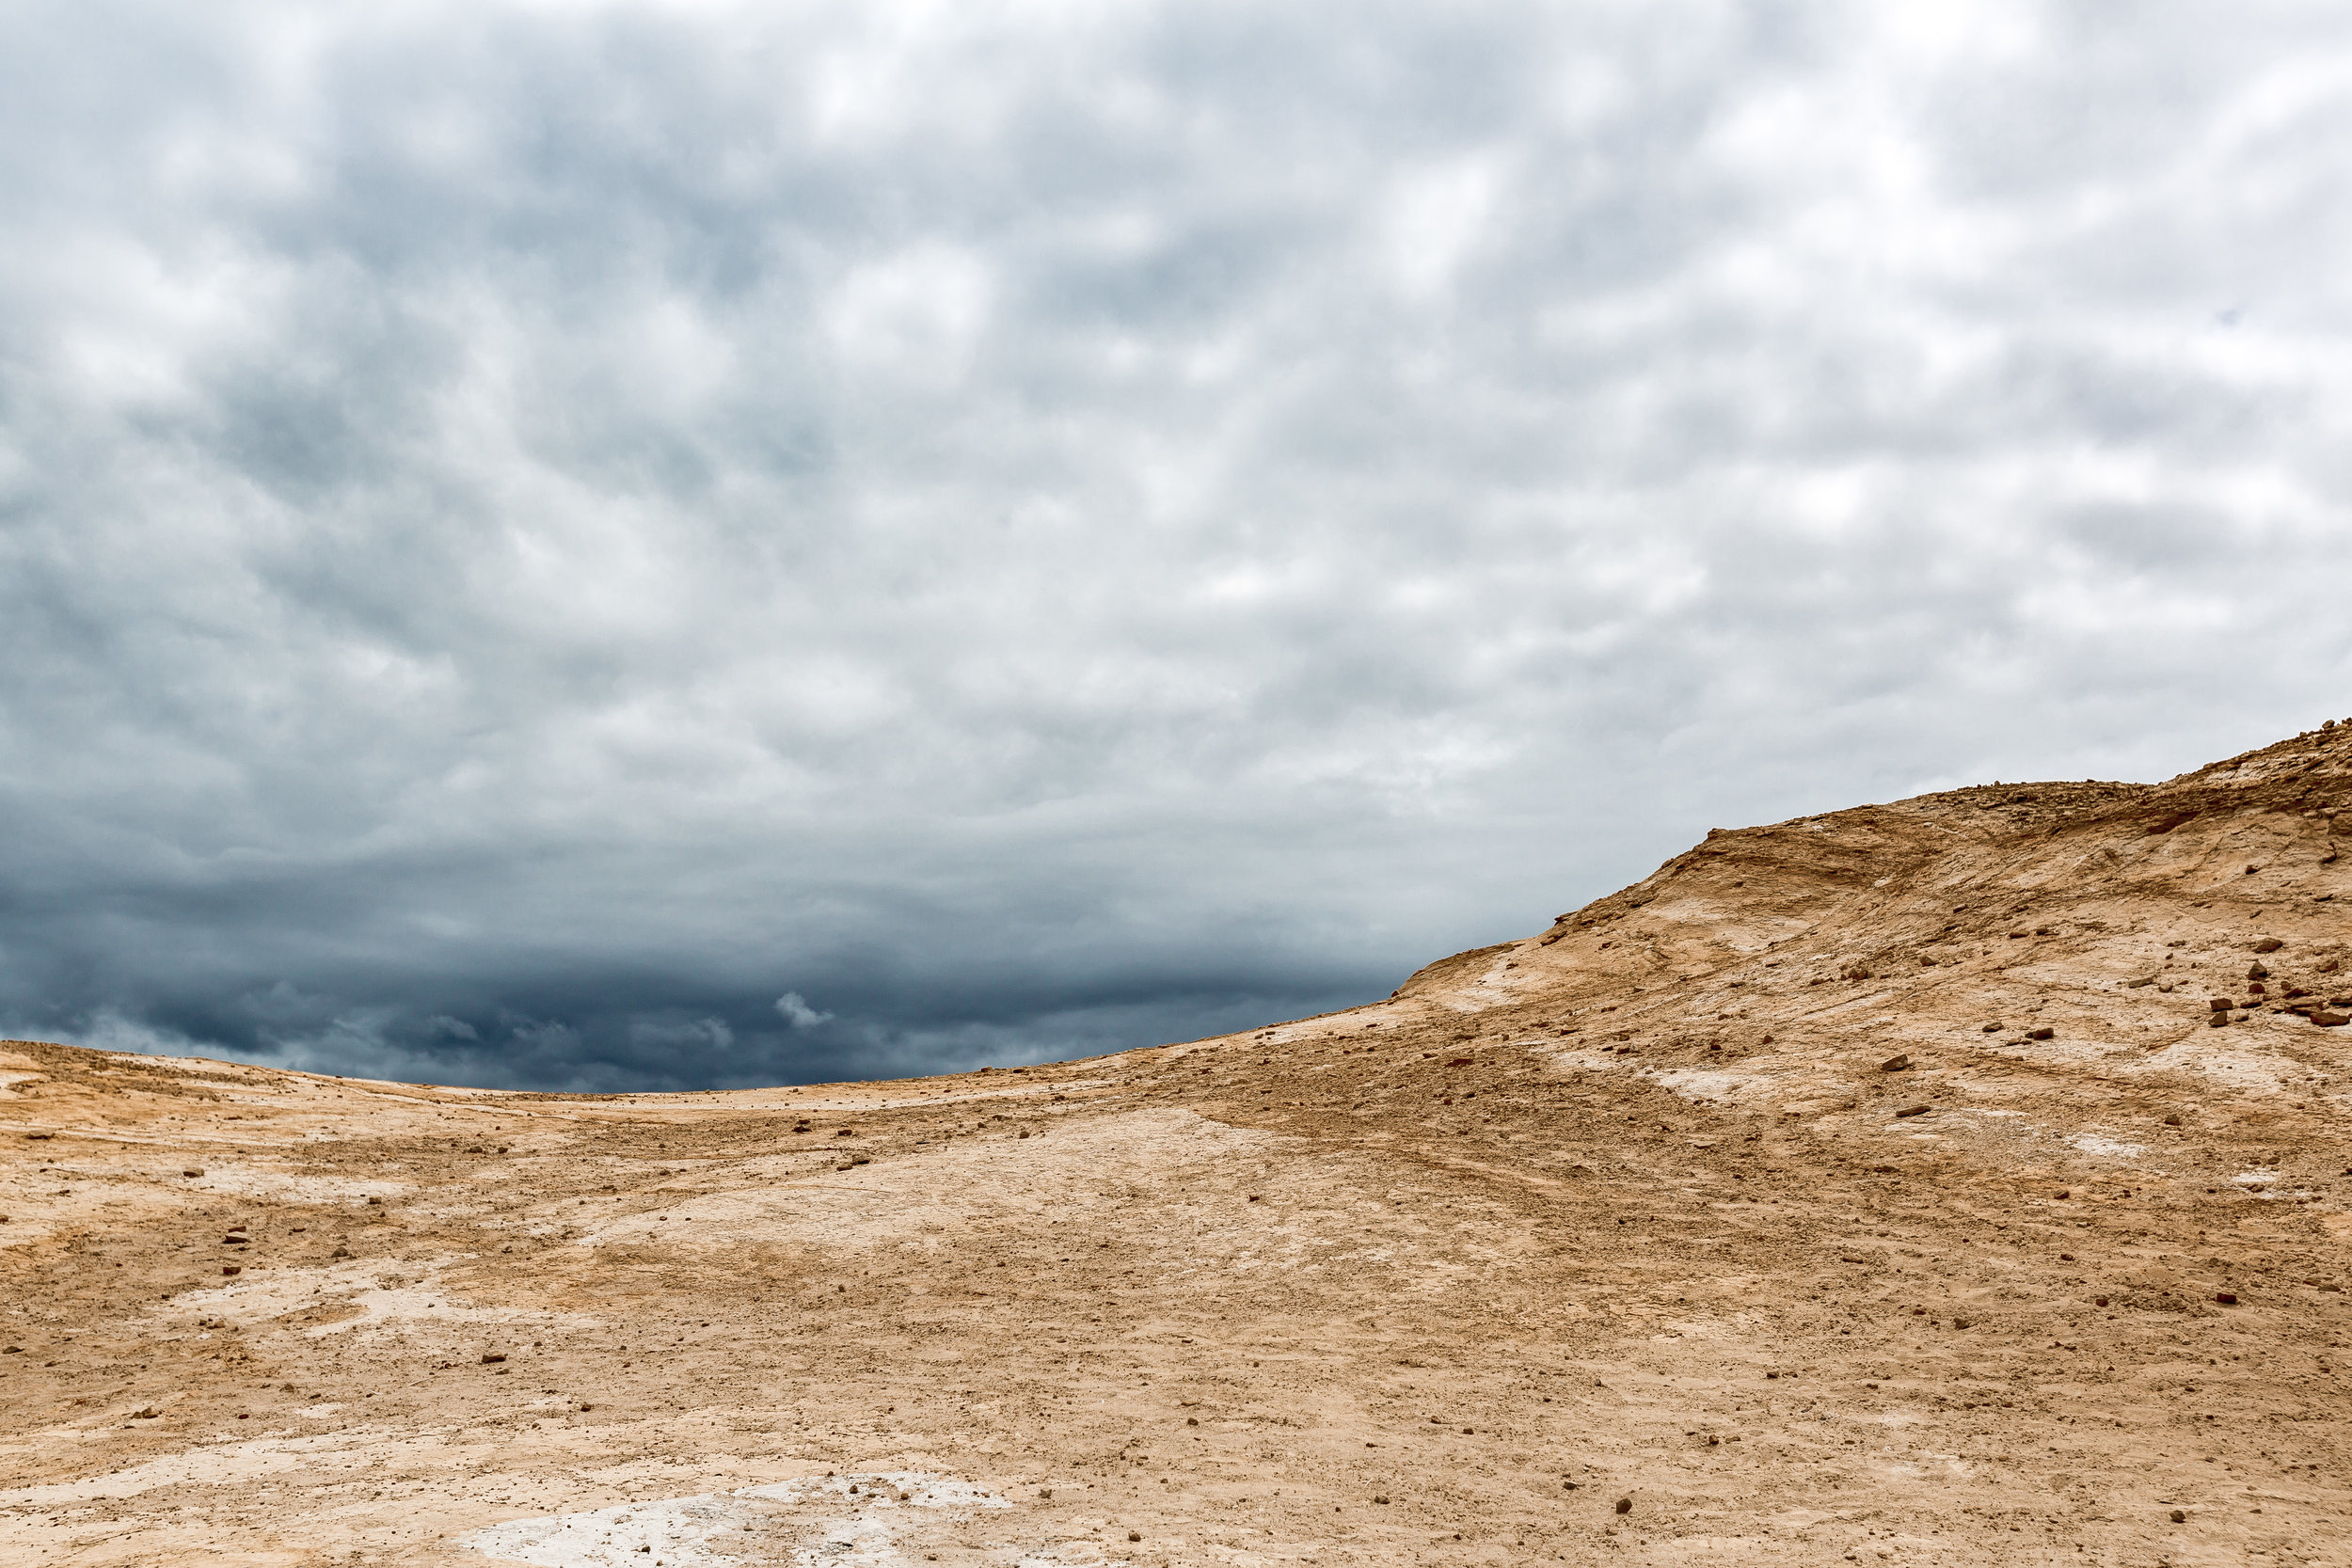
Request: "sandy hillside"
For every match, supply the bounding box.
[8,722,2352,1567]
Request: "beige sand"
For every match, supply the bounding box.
[7,722,2352,1565]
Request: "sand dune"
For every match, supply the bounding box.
[7,721,2352,1564]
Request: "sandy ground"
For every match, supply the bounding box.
[7,721,2352,1566]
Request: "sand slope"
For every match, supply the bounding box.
[7,722,2352,1565]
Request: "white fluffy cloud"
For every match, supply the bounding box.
[3,0,2348,1086]
[775,993,833,1031]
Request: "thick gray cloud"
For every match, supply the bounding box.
[3,1,2348,1088]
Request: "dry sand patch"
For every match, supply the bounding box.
[9,728,2352,1561]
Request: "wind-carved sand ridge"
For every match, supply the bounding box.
[7,721,2352,1564]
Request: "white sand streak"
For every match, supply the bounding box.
[456,1470,1120,1568]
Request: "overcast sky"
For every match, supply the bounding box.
[3,1,2348,1090]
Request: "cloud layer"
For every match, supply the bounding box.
[4,0,2349,1087]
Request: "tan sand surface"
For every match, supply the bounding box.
[8,722,2352,1564]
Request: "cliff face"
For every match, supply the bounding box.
[5,723,2351,1566]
